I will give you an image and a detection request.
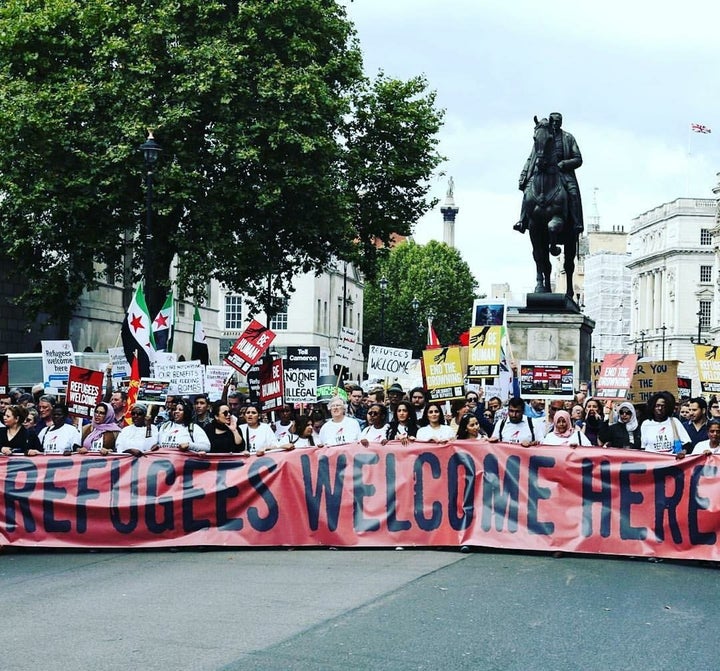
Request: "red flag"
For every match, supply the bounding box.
[124,354,140,426]
[427,318,441,349]
[458,330,470,347]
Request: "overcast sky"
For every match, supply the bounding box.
[343,0,719,296]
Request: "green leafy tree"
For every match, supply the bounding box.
[363,240,478,356]
[0,0,443,329]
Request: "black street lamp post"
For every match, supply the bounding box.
[660,323,667,360]
[691,309,708,345]
[140,131,162,312]
[379,276,388,345]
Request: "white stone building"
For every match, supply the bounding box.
[626,197,717,387]
[219,262,365,381]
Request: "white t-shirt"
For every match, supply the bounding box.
[116,423,159,454]
[541,430,592,447]
[157,422,211,453]
[416,424,455,442]
[360,424,389,443]
[38,424,81,454]
[242,422,278,454]
[641,417,690,453]
[318,417,362,446]
[691,440,720,455]
[491,417,536,444]
[274,422,293,443]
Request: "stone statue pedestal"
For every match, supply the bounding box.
[508,293,594,383]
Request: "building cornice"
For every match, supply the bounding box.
[626,248,714,269]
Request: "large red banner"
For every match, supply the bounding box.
[1,443,719,560]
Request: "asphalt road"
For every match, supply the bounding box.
[1,547,716,671]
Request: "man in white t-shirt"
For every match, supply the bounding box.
[488,397,538,447]
[318,397,362,447]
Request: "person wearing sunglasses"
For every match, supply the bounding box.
[360,403,389,446]
[205,400,245,453]
[116,403,158,456]
[599,402,641,449]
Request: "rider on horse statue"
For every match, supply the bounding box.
[514,112,584,236]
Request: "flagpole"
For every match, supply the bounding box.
[686,124,692,197]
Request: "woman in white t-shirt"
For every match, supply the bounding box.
[155,400,211,454]
[640,391,691,456]
[241,403,279,455]
[360,403,389,446]
[691,418,720,455]
[541,410,592,447]
[116,403,158,456]
[38,403,81,455]
[416,402,455,444]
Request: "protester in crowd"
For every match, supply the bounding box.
[465,390,481,415]
[79,402,119,454]
[416,401,455,444]
[386,401,418,445]
[309,408,327,445]
[192,394,213,429]
[317,396,362,447]
[489,397,538,447]
[409,387,427,422]
[541,409,592,447]
[386,383,405,416]
[109,390,128,425]
[34,394,56,435]
[38,403,81,455]
[241,403,284,455]
[366,388,385,408]
[683,397,709,448]
[347,385,367,424]
[574,384,588,407]
[678,400,691,421]
[1,405,42,455]
[226,391,244,422]
[599,401,641,449]
[570,404,585,427]
[17,393,34,408]
[691,418,720,455]
[360,403,389,446]
[449,399,471,435]
[525,398,546,421]
[155,399,211,454]
[708,396,720,420]
[640,391,691,456]
[486,396,503,421]
[115,403,158,456]
[456,413,489,441]
[0,395,11,413]
[204,400,244,453]
[582,398,603,446]
[273,404,296,442]
[278,414,316,449]
[23,408,39,433]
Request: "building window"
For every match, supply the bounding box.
[699,300,712,328]
[700,229,712,245]
[270,303,288,331]
[224,294,243,330]
[700,265,712,283]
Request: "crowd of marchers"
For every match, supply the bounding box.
[2,381,720,459]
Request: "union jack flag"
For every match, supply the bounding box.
[691,123,711,134]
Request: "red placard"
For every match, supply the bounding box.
[595,353,638,399]
[260,357,283,412]
[66,365,105,419]
[2,444,720,561]
[0,354,8,394]
[225,320,276,375]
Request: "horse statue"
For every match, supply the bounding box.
[521,116,578,297]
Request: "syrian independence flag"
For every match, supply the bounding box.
[121,283,155,377]
[191,305,210,365]
[691,123,711,134]
[152,291,175,352]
